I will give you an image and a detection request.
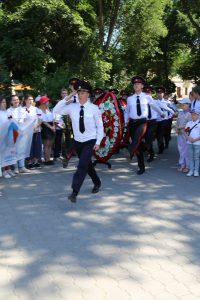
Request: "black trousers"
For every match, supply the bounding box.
[145,120,158,157]
[164,118,172,147]
[156,120,168,153]
[72,139,101,194]
[128,120,147,170]
[54,129,63,158]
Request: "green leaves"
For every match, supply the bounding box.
[0,0,199,96]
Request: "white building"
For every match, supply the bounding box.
[171,75,195,99]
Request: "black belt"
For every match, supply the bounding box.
[130,118,147,123]
[147,119,157,124]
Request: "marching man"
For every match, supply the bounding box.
[53,80,104,203]
[124,76,164,175]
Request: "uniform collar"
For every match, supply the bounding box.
[79,100,90,107]
[134,92,143,97]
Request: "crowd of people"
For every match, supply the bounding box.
[0,76,200,201]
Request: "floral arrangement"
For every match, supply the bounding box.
[117,98,130,147]
[94,92,122,162]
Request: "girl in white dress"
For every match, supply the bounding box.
[7,95,28,173]
[0,96,16,178]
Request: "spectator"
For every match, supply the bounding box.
[38,96,55,165]
[23,94,42,169]
[7,95,28,173]
[0,96,16,178]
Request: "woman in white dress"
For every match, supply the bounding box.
[7,95,28,173]
[0,96,16,179]
[22,94,42,169]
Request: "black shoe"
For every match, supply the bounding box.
[137,169,145,175]
[68,192,77,203]
[157,150,163,154]
[62,158,69,169]
[33,163,41,168]
[44,160,54,165]
[147,156,154,163]
[28,163,35,170]
[91,183,101,194]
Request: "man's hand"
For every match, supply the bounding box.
[93,144,100,151]
[65,91,76,104]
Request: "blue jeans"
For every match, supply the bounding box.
[188,144,200,172]
[15,159,25,169]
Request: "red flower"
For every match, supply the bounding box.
[101,137,106,147]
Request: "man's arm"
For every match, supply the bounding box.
[94,106,104,150]
[159,101,174,114]
[53,92,76,115]
[149,99,164,115]
[124,98,130,124]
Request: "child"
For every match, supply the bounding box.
[185,109,200,177]
[176,98,191,172]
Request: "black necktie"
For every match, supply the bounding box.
[73,96,76,103]
[193,99,197,108]
[136,95,142,116]
[148,104,152,119]
[79,105,85,133]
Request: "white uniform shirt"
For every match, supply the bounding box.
[156,99,174,121]
[7,106,27,123]
[164,99,176,119]
[53,99,104,145]
[145,95,162,120]
[191,99,200,111]
[185,119,200,145]
[124,92,164,123]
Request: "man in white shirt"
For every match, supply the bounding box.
[124,76,163,174]
[155,87,174,154]
[53,80,104,203]
[163,90,177,149]
[143,86,162,162]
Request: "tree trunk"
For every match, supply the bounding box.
[98,0,104,47]
[104,0,121,52]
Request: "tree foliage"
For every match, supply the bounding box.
[0,0,199,97]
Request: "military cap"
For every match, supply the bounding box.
[93,88,104,94]
[109,88,119,95]
[120,90,129,96]
[74,80,93,93]
[69,78,79,85]
[143,86,154,94]
[155,86,166,93]
[131,76,146,85]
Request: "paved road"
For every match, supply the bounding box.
[0,137,200,300]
